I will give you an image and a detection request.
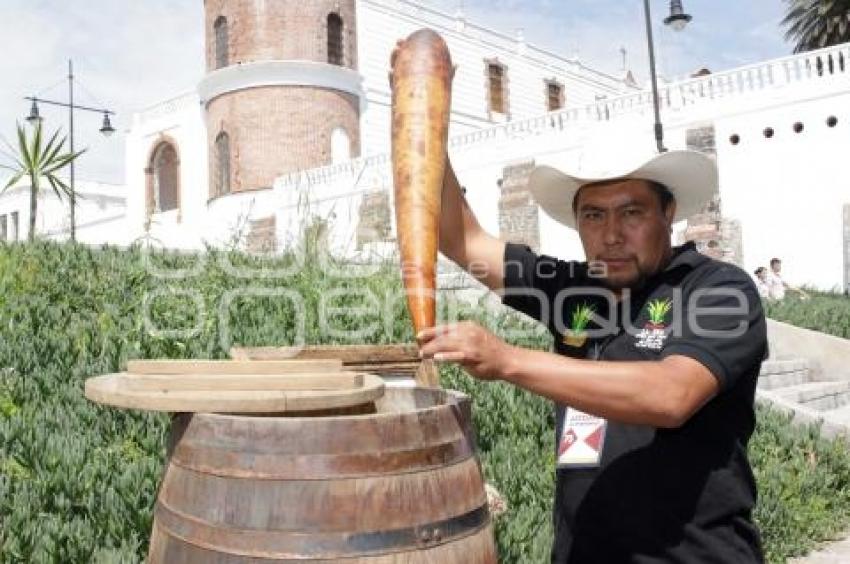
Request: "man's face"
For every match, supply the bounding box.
[771,261,782,274]
[575,178,675,291]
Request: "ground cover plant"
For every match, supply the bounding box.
[765,291,850,339]
[0,241,849,563]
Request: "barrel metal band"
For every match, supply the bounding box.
[170,437,473,479]
[155,501,491,559]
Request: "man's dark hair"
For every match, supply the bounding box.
[572,180,675,216]
[770,258,781,267]
[754,267,766,276]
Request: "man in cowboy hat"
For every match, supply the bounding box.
[417,144,767,563]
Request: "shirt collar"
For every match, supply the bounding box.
[662,241,707,274]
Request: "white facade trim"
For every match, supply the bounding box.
[198,60,366,105]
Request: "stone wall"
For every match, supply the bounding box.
[679,124,744,266]
[498,161,539,251]
[356,189,392,250]
[245,215,277,253]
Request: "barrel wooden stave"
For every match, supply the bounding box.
[148,388,496,562]
[157,459,485,533]
[149,523,497,563]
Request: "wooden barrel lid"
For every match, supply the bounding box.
[84,360,385,413]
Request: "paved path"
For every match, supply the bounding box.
[790,533,850,563]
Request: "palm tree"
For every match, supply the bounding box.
[1,121,84,241]
[782,0,850,53]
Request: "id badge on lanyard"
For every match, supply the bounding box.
[556,341,609,469]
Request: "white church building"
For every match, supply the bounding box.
[3,0,850,292]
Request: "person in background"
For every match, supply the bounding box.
[754,267,770,299]
[767,258,809,300]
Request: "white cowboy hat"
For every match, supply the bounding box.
[528,144,718,230]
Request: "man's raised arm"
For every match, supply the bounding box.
[438,158,506,292]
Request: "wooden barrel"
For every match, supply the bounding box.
[148,387,497,563]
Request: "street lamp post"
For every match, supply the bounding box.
[643,0,692,153]
[24,59,115,242]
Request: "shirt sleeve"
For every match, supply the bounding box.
[660,264,768,392]
[501,242,587,327]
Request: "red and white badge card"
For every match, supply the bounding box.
[557,407,607,468]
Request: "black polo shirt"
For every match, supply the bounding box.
[502,241,767,564]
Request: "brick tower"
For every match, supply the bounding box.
[199,0,362,197]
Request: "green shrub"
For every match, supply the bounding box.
[752,406,850,561]
[1,241,849,563]
[766,291,850,339]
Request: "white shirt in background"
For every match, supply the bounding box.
[754,277,770,299]
[766,271,786,300]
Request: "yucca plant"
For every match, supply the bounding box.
[646,298,673,328]
[563,303,595,347]
[1,121,85,241]
[782,0,850,53]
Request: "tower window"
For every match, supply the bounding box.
[546,80,564,111]
[327,13,344,66]
[487,62,507,114]
[214,16,229,69]
[152,142,179,212]
[215,132,231,197]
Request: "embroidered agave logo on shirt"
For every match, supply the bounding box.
[563,303,595,348]
[635,298,672,350]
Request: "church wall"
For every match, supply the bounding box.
[356,0,631,155]
[712,91,850,291]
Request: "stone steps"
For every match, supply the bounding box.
[758,358,813,391]
[823,404,850,427]
[773,381,850,411]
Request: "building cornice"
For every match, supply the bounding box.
[198,61,365,105]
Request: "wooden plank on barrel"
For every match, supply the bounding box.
[230,344,420,364]
[84,373,384,413]
[122,372,364,393]
[127,359,343,375]
[343,361,419,375]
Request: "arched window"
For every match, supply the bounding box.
[214,132,231,196]
[152,143,179,213]
[331,127,351,164]
[214,16,229,69]
[327,13,344,66]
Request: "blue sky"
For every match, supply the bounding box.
[0,0,791,184]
